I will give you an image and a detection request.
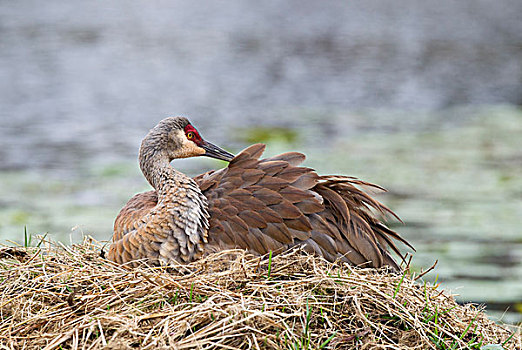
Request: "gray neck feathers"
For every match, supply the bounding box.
[139,128,171,190]
[138,127,210,261]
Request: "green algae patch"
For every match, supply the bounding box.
[234,126,299,144]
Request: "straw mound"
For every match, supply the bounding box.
[0,238,519,350]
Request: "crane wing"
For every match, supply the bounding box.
[195,144,412,270]
[113,190,157,242]
[112,143,413,270]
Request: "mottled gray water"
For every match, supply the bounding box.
[1,0,522,171]
[0,1,521,324]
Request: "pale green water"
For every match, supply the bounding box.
[1,106,521,324]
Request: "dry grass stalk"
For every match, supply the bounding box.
[0,237,520,350]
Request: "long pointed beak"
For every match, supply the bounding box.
[201,140,235,162]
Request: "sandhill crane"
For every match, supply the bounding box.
[108,117,413,270]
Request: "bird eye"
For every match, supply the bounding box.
[187,132,194,140]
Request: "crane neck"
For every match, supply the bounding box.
[139,150,172,191]
[136,133,210,263]
[138,131,187,193]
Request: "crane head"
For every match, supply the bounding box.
[150,116,235,162]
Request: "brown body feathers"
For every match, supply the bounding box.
[110,143,413,270]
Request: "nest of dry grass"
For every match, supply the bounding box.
[0,237,519,350]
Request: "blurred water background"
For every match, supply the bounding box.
[1,1,521,324]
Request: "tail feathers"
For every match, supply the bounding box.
[312,175,413,270]
[320,175,402,222]
[375,222,415,251]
